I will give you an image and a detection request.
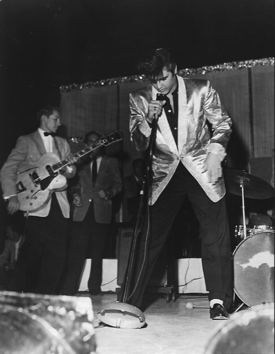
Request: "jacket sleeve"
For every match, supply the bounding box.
[204,81,232,161]
[129,92,152,152]
[0,136,28,198]
[68,172,82,198]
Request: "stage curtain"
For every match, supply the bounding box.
[60,64,274,172]
[60,84,118,138]
[251,65,274,158]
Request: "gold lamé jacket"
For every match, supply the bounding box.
[129,76,232,205]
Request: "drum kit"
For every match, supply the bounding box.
[224,169,275,311]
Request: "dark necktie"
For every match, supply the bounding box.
[92,159,97,185]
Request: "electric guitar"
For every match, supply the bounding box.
[16,131,122,212]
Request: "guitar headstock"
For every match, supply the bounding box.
[64,131,123,168]
[100,131,123,146]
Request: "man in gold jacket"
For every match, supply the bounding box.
[119,48,233,320]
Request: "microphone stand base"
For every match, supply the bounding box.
[97,302,146,329]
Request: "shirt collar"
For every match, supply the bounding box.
[38,127,52,138]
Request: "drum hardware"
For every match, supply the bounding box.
[234,225,252,240]
[224,169,275,200]
[251,225,274,233]
[225,170,251,240]
[224,168,275,239]
[234,225,274,241]
[240,177,248,240]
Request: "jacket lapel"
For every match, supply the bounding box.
[52,136,62,159]
[32,130,47,156]
[82,163,93,189]
[177,76,189,154]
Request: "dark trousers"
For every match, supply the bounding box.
[119,163,233,310]
[8,194,68,295]
[60,202,110,295]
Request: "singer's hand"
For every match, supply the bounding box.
[147,100,165,123]
[202,153,222,183]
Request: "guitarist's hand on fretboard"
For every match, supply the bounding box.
[59,165,76,179]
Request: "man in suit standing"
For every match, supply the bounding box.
[0,105,76,294]
[60,130,122,296]
[118,48,233,320]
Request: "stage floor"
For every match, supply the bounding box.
[0,288,272,353]
[86,292,240,354]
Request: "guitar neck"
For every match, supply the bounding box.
[51,131,122,173]
[52,146,93,172]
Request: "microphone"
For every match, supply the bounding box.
[153,93,167,121]
[156,93,167,102]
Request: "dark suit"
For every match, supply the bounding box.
[61,155,122,295]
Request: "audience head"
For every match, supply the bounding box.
[84,130,105,159]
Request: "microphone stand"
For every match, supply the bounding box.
[97,115,158,329]
[122,115,159,303]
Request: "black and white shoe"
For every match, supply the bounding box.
[210,304,229,320]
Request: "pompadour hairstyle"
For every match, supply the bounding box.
[36,105,60,123]
[138,48,176,79]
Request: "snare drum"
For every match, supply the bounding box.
[233,230,274,307]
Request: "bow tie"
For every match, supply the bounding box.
[44,132,56,137]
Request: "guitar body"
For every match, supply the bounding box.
[16,153,67,212]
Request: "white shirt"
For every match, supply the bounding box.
[38,128,53,153]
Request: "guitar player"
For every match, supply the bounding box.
[0,105,76,295]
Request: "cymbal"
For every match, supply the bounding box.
[223,169,275,199]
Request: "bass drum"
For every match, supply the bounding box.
[233,230,274,307]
